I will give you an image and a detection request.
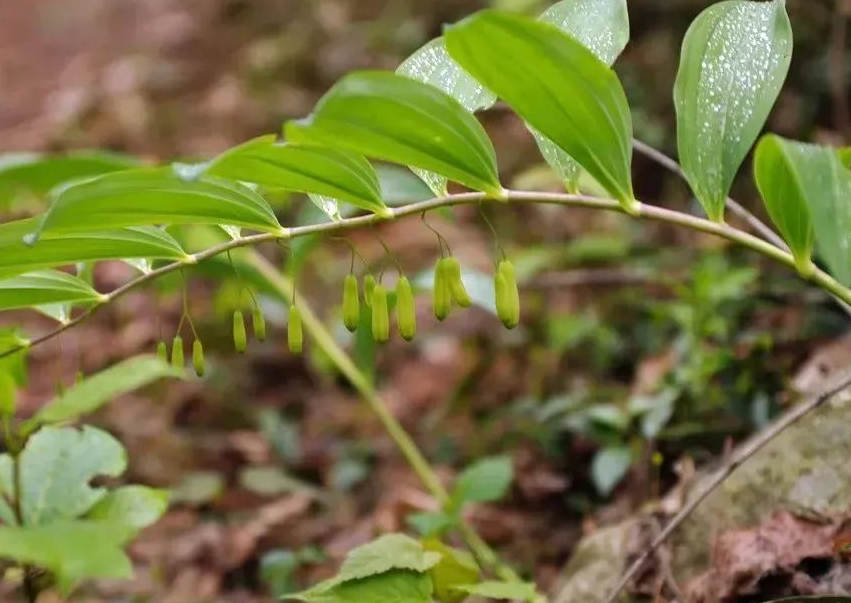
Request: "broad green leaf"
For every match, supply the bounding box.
[533,0,630,191]
[376,164,434,205]
[451,456,513,509]
[87,485,169,529]
[1,425,126,525]
[0,270,104,311]
[408,511,456,537]
[336,533,441,584]
[285,71,502,197]
[753,135,816,274]
[446,11,635,209]
[396,37,497,196]
[0,520,135,595]
[422,539,480,603]
[452,581,538,601]
[0,371,15,417]
[799,151,851,285]
[0,217,188,278]
[291,570,432,603]
[838,147,851,168]
[35,168,283,237]
[206,136,389,217]
[0,328,27,385]
[34,303,71,324]
[27,355,181,429]
[674,0,793,222]
[0,151,139,210]
[590,446,631,496]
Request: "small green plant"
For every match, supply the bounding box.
[0,353,177,598]
[0,0,848,600]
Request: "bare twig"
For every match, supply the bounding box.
[602,373,851,603]
[632,138,789,251]
[632,138,851,318]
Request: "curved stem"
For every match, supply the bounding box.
[244,250,521,582]
[2,189,850,360]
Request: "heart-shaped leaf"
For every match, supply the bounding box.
[0,426,126,525]
[0,270,104,311]
[0,520,135,595]
[285,71,502,197]
[206,135,388,217]
[446,11,635,210]
[0,218,188,278]
[36,168,283,237]
[753,135,816,274]
[674,0,793,222]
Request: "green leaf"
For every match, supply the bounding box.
[0,520,135,595]
[376,164,434,205]
[753,135,816,274]
[533,0,630,191]
[87,485,169,529]
[291,570,432,603]
[0,425,126,525]
[0,270,104,312]
[838,147,851,168]
[408,511,456,537]
[285,71,502,197]
[590,446,631,496]
[446,10,635,209]
[0,217,188,278]
[0,328,28,385]
[27,355,181,429]
[0,151,139,209]
[422,539,480,603]
[206,135,389,217]
[674,0,793,222]
[35,167,284,237]
[336,533,441,584]
[452,581,538,601]
[796,149,851,285]
[451,456,513,509]
[396,37,497,196]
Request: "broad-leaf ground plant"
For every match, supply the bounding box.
[0,0,850,601]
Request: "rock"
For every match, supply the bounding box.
[551,519,639,603]
[672,369,851,583]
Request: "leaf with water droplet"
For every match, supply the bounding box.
[532,0,629,191]
[675,0,793,222]
[446,11,635,210]
[397,38,497,196]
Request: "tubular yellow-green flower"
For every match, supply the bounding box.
[444,257,472,308]
[192,339,205,377]
[433,259,451,321]
[288,305,303,354]
[363,274,376,308]
[395,276,417,342]
[343,273,360,332]
[252,305,266,342]
[371,284,390,343]
[171,335,185,368]
[233,310,247,353]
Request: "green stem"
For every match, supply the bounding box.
[4,189,851,361]
[245,250,521,582]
